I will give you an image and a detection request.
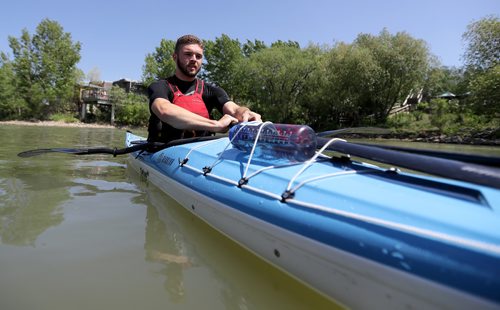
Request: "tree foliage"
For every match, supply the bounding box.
[353,30,430,123]
[304,30,430,128]
[142,39,176,86]
[1,17,496,129]
[240,44,319,123]
[424,66,465,97]
[467,64,500,115]
[0,54,26,119]
[242,39,267,57]
[462,16,500,116]
[313,42,378,128]
[202,34,245,98]
[141,32,434,128]
[110,86,149,126]
[2,19,81,119]
[463,15,500,71]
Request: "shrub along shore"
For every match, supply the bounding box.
[342,130,499,146]
[2,120,499,146]
[0,120,114,128]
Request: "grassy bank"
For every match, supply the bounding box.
[0,120,115,128]
[2,118,499,146]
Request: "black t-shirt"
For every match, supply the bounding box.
[147,76,230,143]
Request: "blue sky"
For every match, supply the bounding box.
[1,0,498,82]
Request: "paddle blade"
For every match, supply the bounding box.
[17,148,91,157]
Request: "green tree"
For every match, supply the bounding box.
[429,98,455,132]
[140,32,435,128]
[7,19,81,119]
[0,53,26,119]
[467,64,500,115]
[463,15,500,71]
[240,44,319,123]
[424,66,466,98]
[110,86,149,126]
[316,42,379,128]
[242,39,267,57]
[32,19,81,114]
[202,34,244,97]
[271,40,301,49]
[142,39,176,86]
[7,29,34,117]
[353,29,430,123]
[462,16,500,116]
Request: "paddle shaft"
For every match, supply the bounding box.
[318,137,500,190]
[17,135,224,157]
[317,127,500,167]
[356,143,500,167]
[19,125,498,166]
[18,131,500,189]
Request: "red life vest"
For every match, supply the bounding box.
[167,79,209,119]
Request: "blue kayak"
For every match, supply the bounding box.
[126,131,500,309]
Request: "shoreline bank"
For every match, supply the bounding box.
[2,120,499,146]
[341,129,500,146]
[0,120,115,128]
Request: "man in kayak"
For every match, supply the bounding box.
[147,34,261,143]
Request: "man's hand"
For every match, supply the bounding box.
[235,106,262,122]
[213,114,238,133]
[223,101,262,123]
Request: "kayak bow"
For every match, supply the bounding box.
[126,131,500,310]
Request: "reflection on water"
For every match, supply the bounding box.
[0,158,134,246]
[133,169,341,309]
[144,195,218,303]
[144,201,190,303]
[0,124,340,310]
[0,173,65,246]
[0,125,127,247]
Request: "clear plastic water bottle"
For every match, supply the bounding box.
[228,122,317,161]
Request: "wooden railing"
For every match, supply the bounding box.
[81,89,110,103]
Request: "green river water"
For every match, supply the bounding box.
[0,124,498,310]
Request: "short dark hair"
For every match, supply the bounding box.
[175,35,204,53]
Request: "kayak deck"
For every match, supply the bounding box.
[126,132,500,309]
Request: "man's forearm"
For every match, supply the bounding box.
[152,98,237,132]
[152,98,218,131]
